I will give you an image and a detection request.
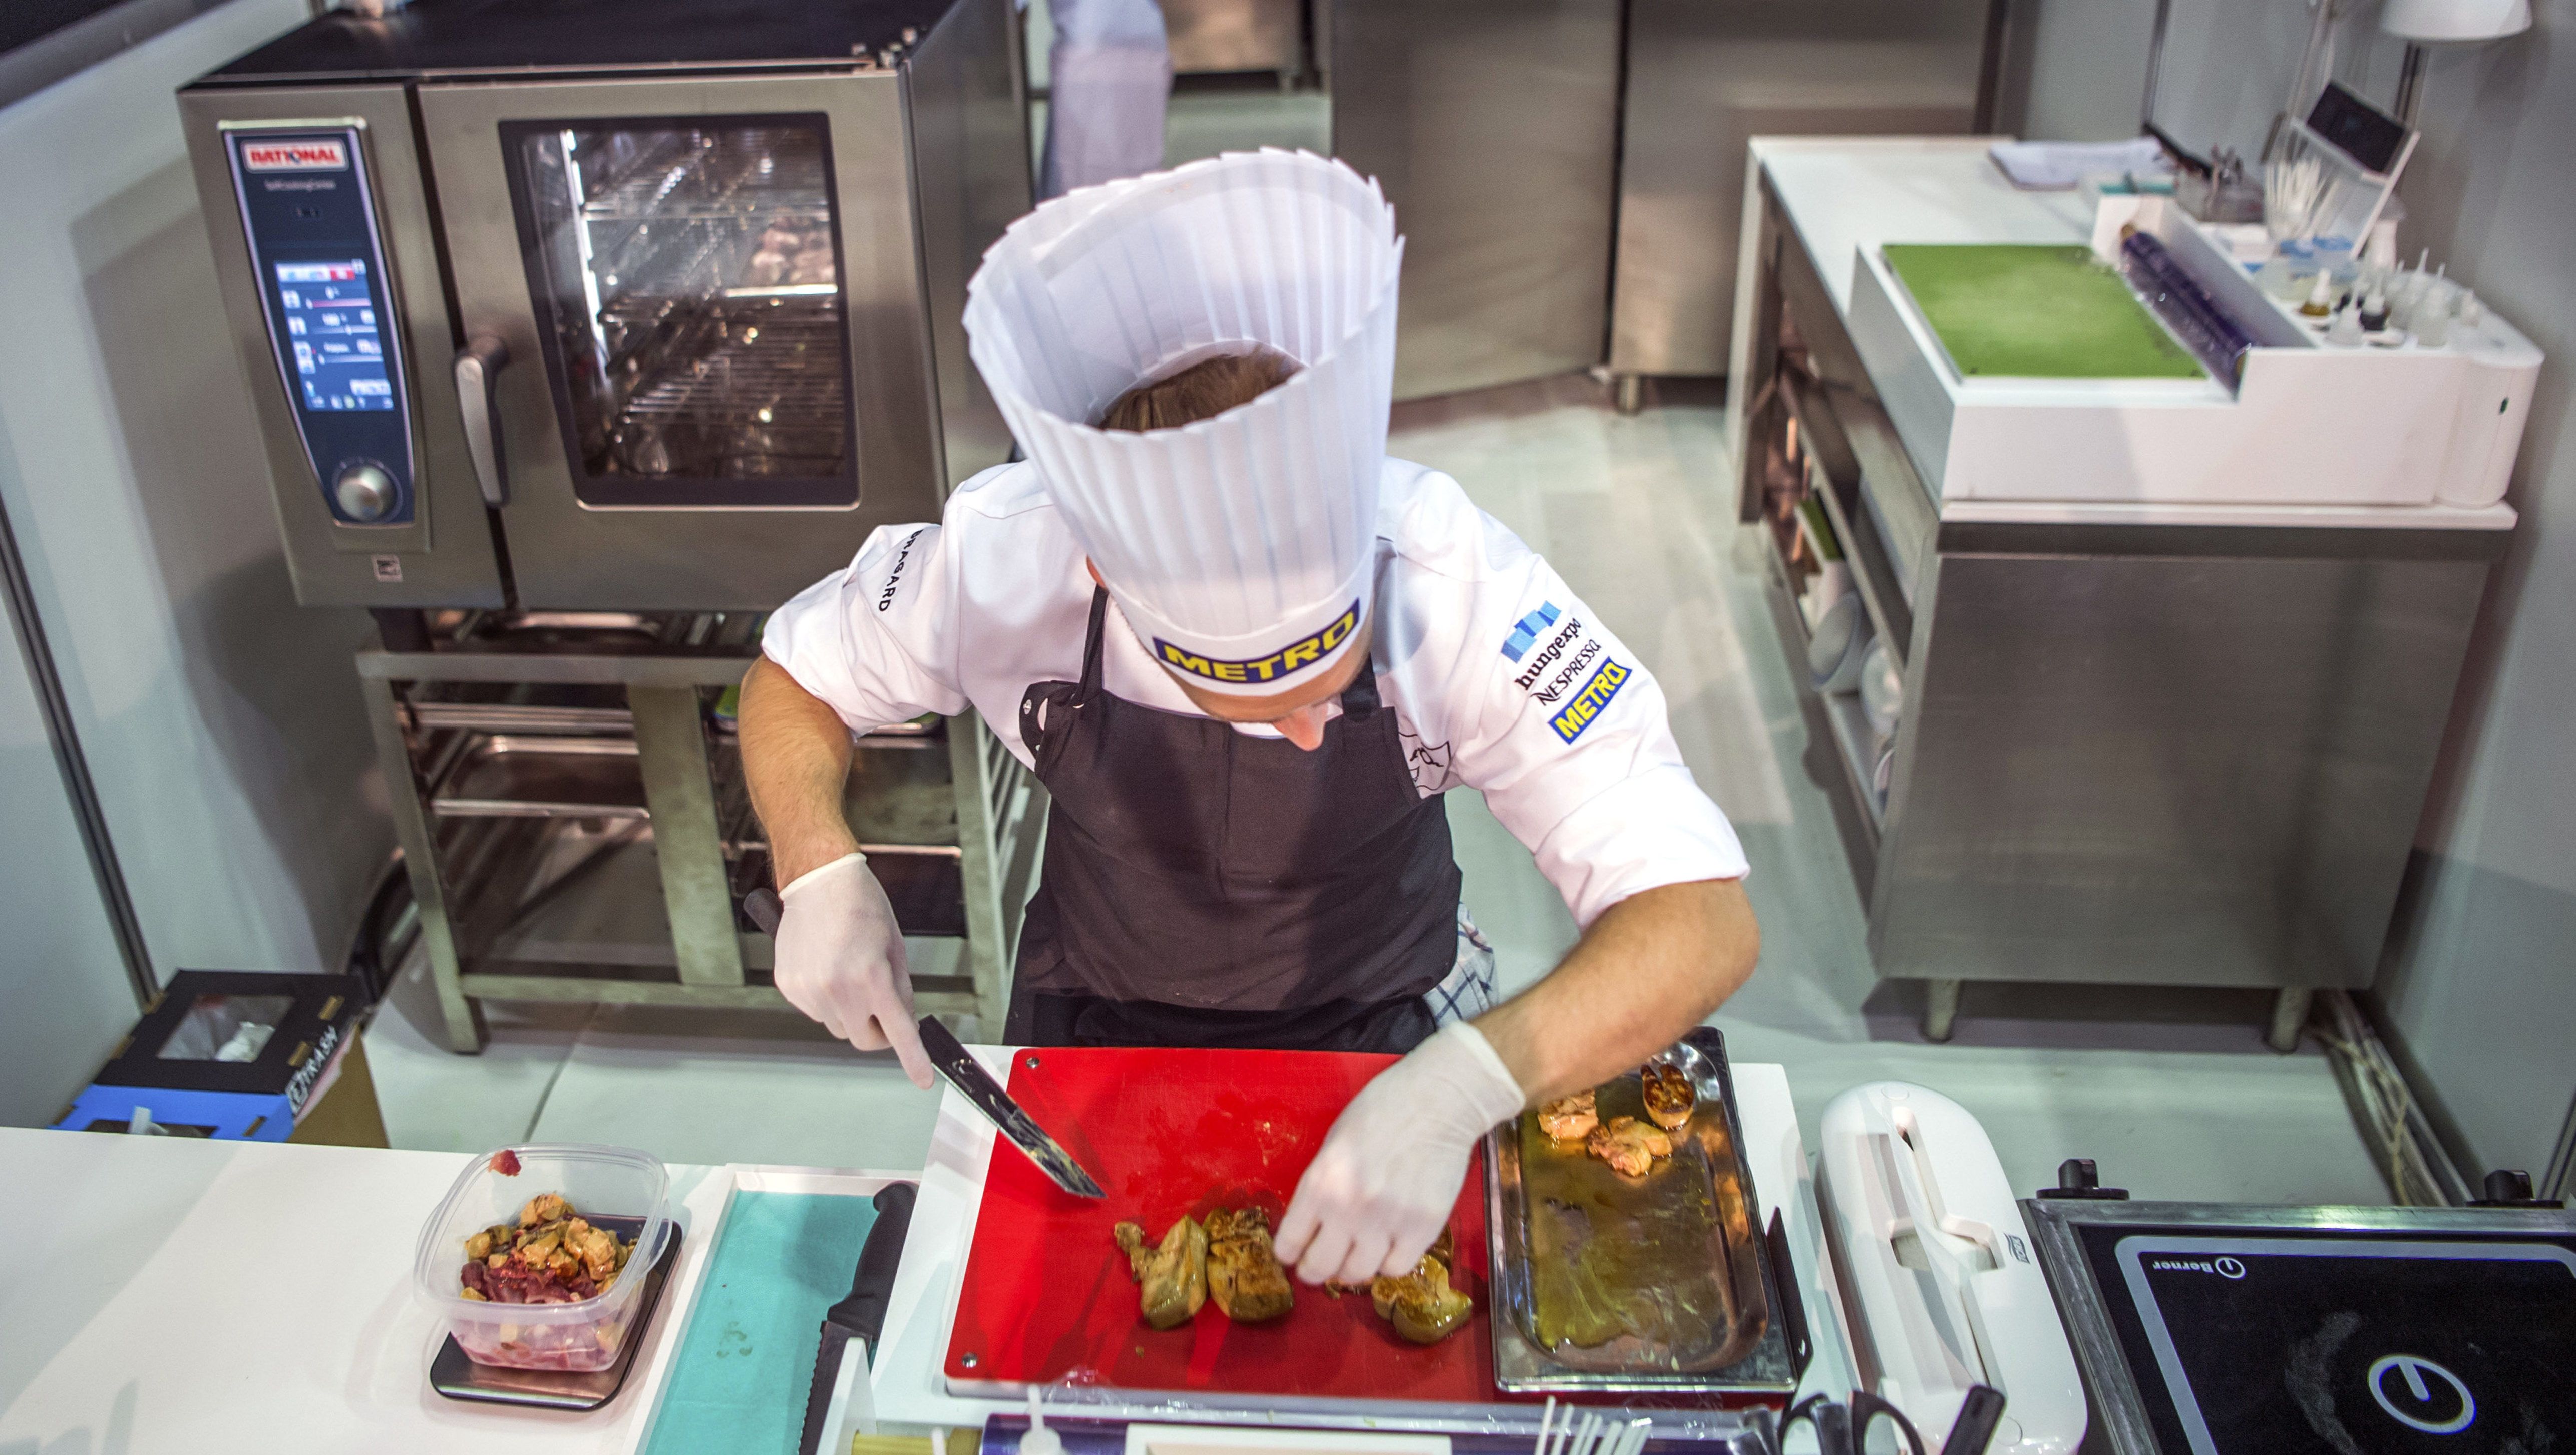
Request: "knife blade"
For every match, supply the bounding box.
[914,1014,1108,1199]
[743,886,1106,1199]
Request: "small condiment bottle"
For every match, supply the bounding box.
[2359,291,2390,332]
[2327,304,2365,346]
[2299,271,2336,319]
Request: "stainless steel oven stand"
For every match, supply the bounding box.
[357,616,1043,1052]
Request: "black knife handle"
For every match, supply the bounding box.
[847,1181,917,1350]
[1939,1385,2008,1455]
[799,1184,918,1455]
[744,887,783,936]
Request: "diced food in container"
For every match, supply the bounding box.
[414,1144,670,1372]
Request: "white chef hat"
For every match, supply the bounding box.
[963,149,1403,698]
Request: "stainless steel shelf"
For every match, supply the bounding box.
[1760,544,1885,845]
[430,736,645,819]
[410,701,636,735]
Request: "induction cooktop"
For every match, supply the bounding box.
[2022,1200,2576,1455]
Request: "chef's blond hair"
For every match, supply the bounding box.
[1100,350,1298,433]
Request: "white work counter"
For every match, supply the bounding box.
[0,1130,737,1451]
[0,1061,1853,1452]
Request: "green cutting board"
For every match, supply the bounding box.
[1882,243,2205,380]
[642,1190,880,1455]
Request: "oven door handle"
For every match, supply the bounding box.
[453,335,511,508]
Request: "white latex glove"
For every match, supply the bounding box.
[772,852,934,1088]
[1275,1022,1526,1285]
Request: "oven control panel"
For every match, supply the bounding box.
[224,124,415,528]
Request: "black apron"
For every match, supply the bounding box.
[1002,588,1460,1052]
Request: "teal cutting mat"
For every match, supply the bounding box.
[643,1190,880,1455]
[1882,243,2205,380]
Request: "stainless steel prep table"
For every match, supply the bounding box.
[1726,138,2516,1046]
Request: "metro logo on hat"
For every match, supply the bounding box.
[1153,600,1361,686]
[962,150,1404,697]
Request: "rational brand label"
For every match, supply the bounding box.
[241,138,348,171]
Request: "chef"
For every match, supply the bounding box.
[1037,0,1170,198]
[740,151,1760,1288]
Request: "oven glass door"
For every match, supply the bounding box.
[501,113,858,508]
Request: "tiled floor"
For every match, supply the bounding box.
[365,374,2390,1208]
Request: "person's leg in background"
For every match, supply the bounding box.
[1042,0,1171,198]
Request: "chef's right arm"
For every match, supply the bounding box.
[742,523,966,1087]
[1281,475,1756,1285]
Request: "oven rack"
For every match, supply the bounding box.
[578,126,830,225]
[616,310,848,424]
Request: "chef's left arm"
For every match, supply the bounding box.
[1280,487,1756,1285]
[1476,876,1757,1100]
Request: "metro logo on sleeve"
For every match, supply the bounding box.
[1548,658,1631,742]
[239,139,349,171]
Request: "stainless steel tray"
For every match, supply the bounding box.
[430,735,647,819]
[1485,1027,1793,1394]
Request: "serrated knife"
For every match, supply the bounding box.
[797,1182,914,1455]
[745,888,1107,1200]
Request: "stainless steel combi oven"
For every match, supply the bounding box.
[179,0,1029,611]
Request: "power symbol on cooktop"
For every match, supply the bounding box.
[2214,1257,2246,1279]
[2369,1354,2476,1435]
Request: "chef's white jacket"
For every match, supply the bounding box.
[763,459,1750,928]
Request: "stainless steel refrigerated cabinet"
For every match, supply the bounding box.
[1608,0,1997,386]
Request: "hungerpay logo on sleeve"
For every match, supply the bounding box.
[1501,602,1562,661]
[1549,658,1631,742]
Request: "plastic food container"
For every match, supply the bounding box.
[413,1143,672,1371]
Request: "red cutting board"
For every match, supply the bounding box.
[944,1047,1494,1402]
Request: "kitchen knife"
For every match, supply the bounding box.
[798,1182,916,1455]
[744,887,1107,1200]
[914,1014,1108,1200]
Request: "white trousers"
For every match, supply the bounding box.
[1041,0,1171,198]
